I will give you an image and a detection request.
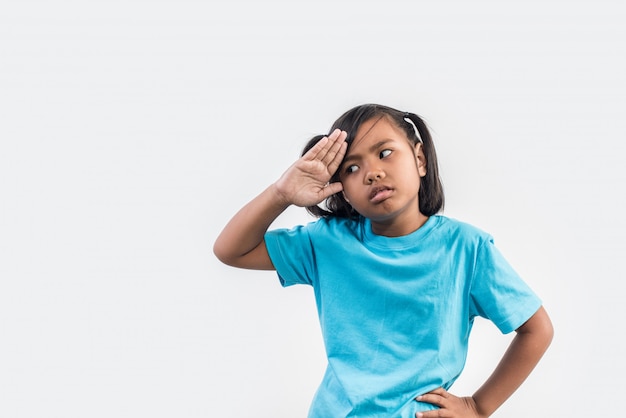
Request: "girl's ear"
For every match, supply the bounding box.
[342,191,350,203]
[415,143,427,178]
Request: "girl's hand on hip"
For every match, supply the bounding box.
[274,129,347,207]
[416,387,483,418]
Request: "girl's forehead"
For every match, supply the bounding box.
[348,116,407,152]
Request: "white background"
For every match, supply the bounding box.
[1,1,624,417]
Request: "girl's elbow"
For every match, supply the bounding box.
[213,241,235,266]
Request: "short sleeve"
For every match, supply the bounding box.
[469,238,542,334]
[264,224,317,287]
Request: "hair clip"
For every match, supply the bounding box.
[403,113,423,142]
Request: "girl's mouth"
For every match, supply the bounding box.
[369,186,393,203]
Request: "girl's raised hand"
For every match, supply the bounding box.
[274,129,348,207]
[415,388,483,418]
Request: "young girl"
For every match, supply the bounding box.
[213,103,553,417]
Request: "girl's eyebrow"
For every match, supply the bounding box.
[342,140,392,165]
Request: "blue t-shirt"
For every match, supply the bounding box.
[264,215,541,417]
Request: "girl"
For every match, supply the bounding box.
[213,104,553,417]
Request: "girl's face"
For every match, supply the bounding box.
[338,116,428,236]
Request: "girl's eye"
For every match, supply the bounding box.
[346,165,359,174]
[380,149,392,158]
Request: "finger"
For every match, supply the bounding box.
[319,181,343,200]
[416,388,449,407]
[303,135,331,162]
[326,140,348,175]
[428,387,449,397]
[416,393,445,407]
[416,411,448,418]
[417,387,447,398]
[327,128,341,141]
[318,129,346,165]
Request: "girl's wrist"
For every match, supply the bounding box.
[268,182,293,209]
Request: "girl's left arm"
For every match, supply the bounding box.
[416,306,554,418]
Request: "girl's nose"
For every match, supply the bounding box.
[366,168,385,184]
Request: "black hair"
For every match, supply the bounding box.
[302,103,445,219]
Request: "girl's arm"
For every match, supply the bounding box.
[470,305,553,417]
[416,306,554,418]
[213,129,347,270]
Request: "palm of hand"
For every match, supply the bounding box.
[282,158,336,206]
[274,131,347,207]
